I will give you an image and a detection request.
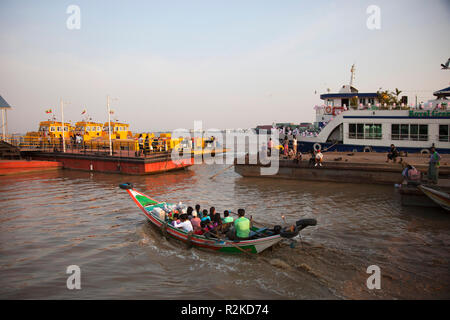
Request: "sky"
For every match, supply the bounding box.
[1,0,449,133]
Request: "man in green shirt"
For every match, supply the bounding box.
[230,209,251,240]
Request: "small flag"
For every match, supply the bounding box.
[109,109,115,115]
[45,109,52,114]
[81,109,87,115]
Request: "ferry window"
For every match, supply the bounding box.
[419,125,428,141]
[349,123,381,139]
[356,124,364,139]
[439,125,449,142]
[364,124,371,138]
[391,124,399,140]
[50,127,55,132]
[57,127,61,131]
[365,124,382,139]
[373,124,382,139]
[400,124,409,140]
[368,98,375,105]
[97,127,101,131]
[410,124,419,141]
[349,124,356,139]
[86,126,90,132]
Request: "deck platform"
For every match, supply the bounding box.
[20,150,193,175]
[234,152,450,185]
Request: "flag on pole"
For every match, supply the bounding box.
[81,109,87,115]
[45,109,52,114]
[109,109,115,115]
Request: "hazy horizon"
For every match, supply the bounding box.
[1,0,449,134]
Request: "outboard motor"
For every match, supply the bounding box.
[119,182,134,190]
[295,218,317,231]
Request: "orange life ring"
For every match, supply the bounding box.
[325,106,332,114]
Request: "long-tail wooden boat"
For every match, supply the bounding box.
[418,185,450,211]
[119,183,317,254]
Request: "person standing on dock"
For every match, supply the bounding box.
[138,134,144,156]
[283,137,289,157]
[315,149,323,167]
[144,135,150,156]
[293,136,297,155]
[427,146,441,184]
[268,138,274,157]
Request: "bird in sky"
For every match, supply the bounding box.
[441,58,450,70]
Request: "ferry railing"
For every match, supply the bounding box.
[12,136,191,159]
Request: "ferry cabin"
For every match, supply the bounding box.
[317,84,382,127]
[74,121,102,141]
[102,122,132,140]
[298,109,450,153]
[37,121,73,139]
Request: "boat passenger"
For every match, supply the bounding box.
[171,213,180,226]
[195,204,201,218]
[186,206,194,220]
[212,210,222,226]
[194,221,207,235]
[428,146,441,184]
[209,207,221,226]
[201,209,210,222]
[190,211,201,231]
[227,209,251,240]
[222,210,234,223]
[386,144,399,163]
[173,214,193,232]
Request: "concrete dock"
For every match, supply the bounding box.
[234,152,450,185]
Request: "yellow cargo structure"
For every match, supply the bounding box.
[102,122,132,140]
[24,121,74,146]
[74,121,103,141]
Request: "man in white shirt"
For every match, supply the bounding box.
[173,215,193,232]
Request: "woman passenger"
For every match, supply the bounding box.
[190,211,201,231]
[186,206,194,220]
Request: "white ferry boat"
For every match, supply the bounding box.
[297,66,450,154]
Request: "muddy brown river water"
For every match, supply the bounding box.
[0,164,449,299]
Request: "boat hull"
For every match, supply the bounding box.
[127,189,283,253]
[418,185,450,211]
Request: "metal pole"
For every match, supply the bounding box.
[61,98,66,153]
[107,95,112,156]
[1,109,5,141]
